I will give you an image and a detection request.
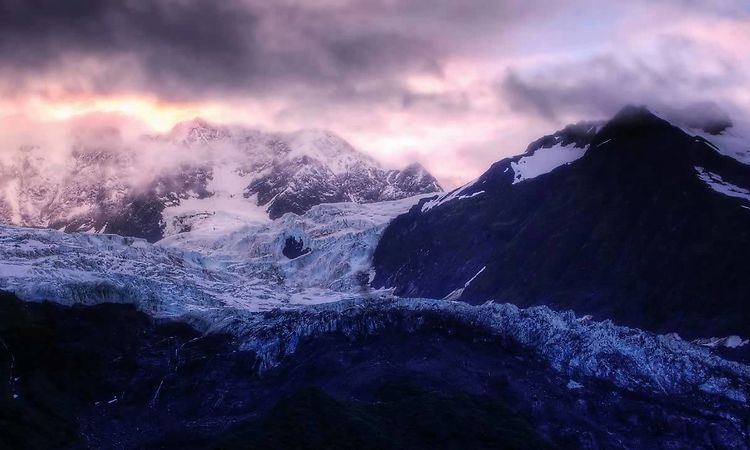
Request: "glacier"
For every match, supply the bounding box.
[0,195,432,314]
[207,297,750,404]
[1,194,749,407]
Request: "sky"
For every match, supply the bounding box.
[1,0,749,187]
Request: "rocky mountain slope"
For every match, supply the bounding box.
[0,119,441,242]
[373,106,750,340]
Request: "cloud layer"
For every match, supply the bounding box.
[1,0,749,186]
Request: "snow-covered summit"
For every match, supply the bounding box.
[279,128,380,175]
[418,107,750,216]
[0,119,441,241]
[167,117,232,144]
[419,121,601,212]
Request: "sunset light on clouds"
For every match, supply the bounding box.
[1,0,749,186]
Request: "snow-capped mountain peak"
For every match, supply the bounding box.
[374,105,750,342]
[280,128,380,175]
[0,119,442,241]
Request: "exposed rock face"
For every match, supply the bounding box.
[282,236,310,259]
[373,106,750,339]
[1,107,749,449]
[0,120,441,241]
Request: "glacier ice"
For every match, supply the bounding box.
[0,195,429,315]
[0,191,749,408]
[188,297,750,404]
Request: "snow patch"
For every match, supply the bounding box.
[442,266,486,301]
[421,179,481,212]
[511,143,588,184]
[686,124,750,166]
[693,336,749,349]
[465,266,486,287]
[694,167,750,201]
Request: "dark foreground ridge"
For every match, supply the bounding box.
[373,106,750,339]
[1,292,748,449]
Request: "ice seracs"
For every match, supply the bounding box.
[223,297,750,404]
[2,105,750,414]
[161,194,434,292]
[0,194,430,315]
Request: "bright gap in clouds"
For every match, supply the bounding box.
[9,96,226,133]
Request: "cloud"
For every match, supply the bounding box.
[0,0,448,101]
[498,31,746,125]
[0,0,582,103]
[0,0,749,188]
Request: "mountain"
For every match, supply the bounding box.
[2,108,750,448]
[372,106,750,339]
[242,128,441,219]
[0,119,441,242]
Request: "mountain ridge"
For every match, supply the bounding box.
[373,105,750,338]
[0,119,441,241]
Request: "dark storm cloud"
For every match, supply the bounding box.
[0,0,747,103]
[0,0,252,96]
[0,0,597,106]
[500,57,658,122]
[0,0,446,100]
